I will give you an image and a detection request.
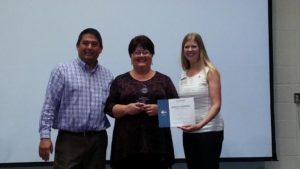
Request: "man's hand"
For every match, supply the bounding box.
[39,138,53,161]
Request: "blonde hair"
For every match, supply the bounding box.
[181,32,217,73]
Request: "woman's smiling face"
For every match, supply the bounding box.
[183,40,200,64]
[131,47,153,69]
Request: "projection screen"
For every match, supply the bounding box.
[0,0,275,165]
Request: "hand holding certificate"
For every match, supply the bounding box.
[157,97,195,128]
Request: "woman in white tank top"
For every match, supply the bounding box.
[178,32,224,169]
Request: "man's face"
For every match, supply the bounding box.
[76,33,102,66]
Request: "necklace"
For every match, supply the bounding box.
[137,82,150,103]
[130,69,155,81]
[140,83,148,94]
[129,70,154,104]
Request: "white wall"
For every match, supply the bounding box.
[265,0,300,169]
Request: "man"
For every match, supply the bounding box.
[38,28,113,169]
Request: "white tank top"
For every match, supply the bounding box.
[178,67,224,133]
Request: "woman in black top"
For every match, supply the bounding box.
[105,35,178,169]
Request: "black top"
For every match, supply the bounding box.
[105,71,178,166]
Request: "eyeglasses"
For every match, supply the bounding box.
[133,50,151,56]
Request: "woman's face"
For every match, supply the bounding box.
[183,40,200,64]
[131,47,153,69]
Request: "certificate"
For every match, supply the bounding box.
[157,97,195,128]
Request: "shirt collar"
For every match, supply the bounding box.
[76,58,98,72]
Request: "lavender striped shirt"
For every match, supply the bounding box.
[39,58,114,138]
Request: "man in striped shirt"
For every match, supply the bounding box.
[38,28,114,169]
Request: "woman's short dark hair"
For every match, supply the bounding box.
[128,35,155,55]
[76,28,103,48]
